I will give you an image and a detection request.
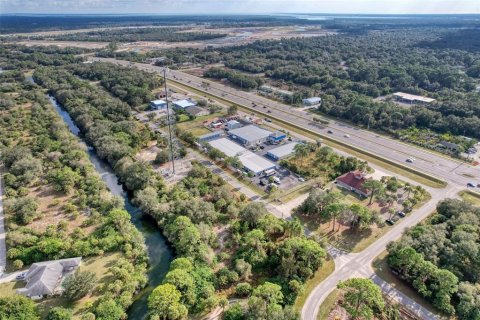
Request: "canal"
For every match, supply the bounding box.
[45,92,172,319]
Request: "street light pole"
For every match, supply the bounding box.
[163,67,176,175]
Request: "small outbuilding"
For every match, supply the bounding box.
[172,99,197,110]
[150,99,167,110]
[268,131,287,144]
[227,120,243,130]
[185,106,209,117]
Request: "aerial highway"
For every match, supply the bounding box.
[92,57,479,189]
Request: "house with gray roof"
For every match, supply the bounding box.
[17,257,81,299]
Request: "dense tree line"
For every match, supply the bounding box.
[0,44,85,70]
[70,61,163,107]
[204,67,264,90]
[0,72,148,318]
[162,28,480,139]
[387,199,480,318]
[33,67,152,170]
[39,27,227,42]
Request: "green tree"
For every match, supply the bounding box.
[62,270,96,301]
[148,284,188,320]
[93,298,125,320]
[337,278,385,319]
[239,202,268,229]
[164,269,197,307]
[363,180,384,205]
[6,197,38,225]
[228,105,238,115]
[46,307,72,320]
[0,295,39,320]
[155,150,170,165]
[252,282,284,305]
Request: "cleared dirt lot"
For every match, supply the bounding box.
[10,26,335,51]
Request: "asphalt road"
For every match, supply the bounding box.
[91,57,479,189]
[91,58,469,319]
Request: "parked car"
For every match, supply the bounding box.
[385,219,395,226]
[259,145,265,150]
[272,176,281,184]
[397,211,406,218]
[259,179,268,186]
[467,182,476,187]
[16,272,27,280]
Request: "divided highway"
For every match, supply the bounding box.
[92,57,479,189]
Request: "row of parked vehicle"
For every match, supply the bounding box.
[385,210,406,225]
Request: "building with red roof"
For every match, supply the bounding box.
[335,170,371,197]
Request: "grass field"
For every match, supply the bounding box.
[316,289,340,320]
[458,190,480,206]
[294,256,335,311]
[168,80,446,189]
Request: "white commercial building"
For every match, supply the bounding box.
[208,138,276,175]
[172,99,197,110]
[209,138,246,157]
[303,97,322,106]
[393,92,435,104]
[267,142,298,161]
[228,125,272,146]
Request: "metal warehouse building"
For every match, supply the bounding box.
[208,138,276,175]
[267,142,298,161]
[198,131,223,142]
[208,138,245,157]
[228,125,272,146]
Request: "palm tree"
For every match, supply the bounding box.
[363,180,384,205]
[403,182,413,199]
[324,202,349,231]
[285,218,304,237]
[294,143,310,165]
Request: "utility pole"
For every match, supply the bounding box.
[163,67,175,175]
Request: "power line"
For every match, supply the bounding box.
[163,67,176,175]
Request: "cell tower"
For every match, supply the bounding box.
[163,67,175,175]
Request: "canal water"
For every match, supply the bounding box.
[44,92,172,319]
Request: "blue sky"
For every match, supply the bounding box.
[1,0,479,14]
